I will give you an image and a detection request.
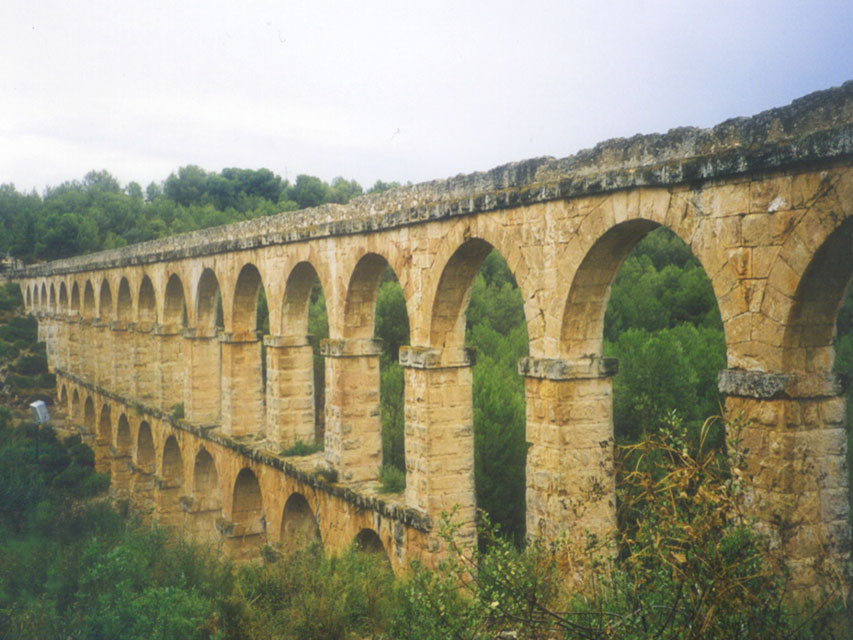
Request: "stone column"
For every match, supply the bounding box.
[400,346,477,543]
[92,319,110,387]
[109,445,132,498]
[79,318,96,381]
[519,356,618,546]
[109,321,134,398]
[220,332,264,437]
[155,476,184,529]
[36,311,46,343]
[43,313,56,372]
[153,325,184,413]
[132,322,157,407]
[719,369,851,595]
[265,335,315,448]
[322,337,383,482]
[182,328,221,425]
[181,495,222,543]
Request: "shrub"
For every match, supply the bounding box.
[282,440,322,457]
[390,417,848,639]
[378,464,406,493]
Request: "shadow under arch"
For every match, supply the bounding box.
[228,467,266,558]
[158,435,185,528]
[58,282,68,313]
[190,447,223,541]
[279,492,321,554]
[95,403,111,474]
[782,218,853,374]
[133,421,156,513]
[352,528,392,570]
[112,414,133,496]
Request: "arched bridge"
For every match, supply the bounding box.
[16,83,853,589]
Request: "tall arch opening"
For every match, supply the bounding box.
[229,467,266,557]
[191,448,222,541]
[112,414,133,495]
[276,261,328,448]
[133,421,156,513]
[782,218,853,570]
[376,268,410,485]
[548,222,725,551]
[83,396,96,435]
[95,403,111,474]
[48,284,56,311]
[600,226,726,447]
[40,283,47,311]
[422,239,528,544]
[352,528,392,570]
[279,492,320,554]
[58,283,68,313]
[158,435,185,528]
[112,278,134,396]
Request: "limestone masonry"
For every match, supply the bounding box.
[16,82,853,591]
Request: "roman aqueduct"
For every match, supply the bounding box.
[15,82,853,591]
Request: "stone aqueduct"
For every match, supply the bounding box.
[15,83,853,587]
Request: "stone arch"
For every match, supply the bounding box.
[231,263,265,334]
[95,403,111,473]
[344,253,410,339]
[229,467,266,556]
[112,413,133,495]
[40,282,47,311]
[429,238,494,348]
[58,282,68,313]
[58,384,68,414]
[98,279,113,321]
[136,421,155,474]
[353,528,389,561]
[97,403,111,441]
[279,492,320,554]
[70,282,80,315]
[158,435,185,528]
[116,278,133,323]
[82,280,96,319]
[559,218,660,359]
[281,261,323,336]
[193,447,221,500]
[132,420,156,513]
[49,284,56,312]
[25,284,31,309]
[782,217,853,373]
[70,388,80,424]
[189,447,223,539]
[138,275,157,325]
[163,273,187,330]
[196,268,223,331]
[83,396,96,433]
[162,436,184,487]
[115,413,132,455]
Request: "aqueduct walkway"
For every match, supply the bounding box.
[16,82,853,587]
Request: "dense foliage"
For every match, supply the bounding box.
[390,418,847,639]
[0,168,397,262]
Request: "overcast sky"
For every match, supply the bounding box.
[2,0,851,195]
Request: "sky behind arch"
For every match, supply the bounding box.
[1,0,851,194]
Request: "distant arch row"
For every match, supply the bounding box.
[63,383,393,564]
